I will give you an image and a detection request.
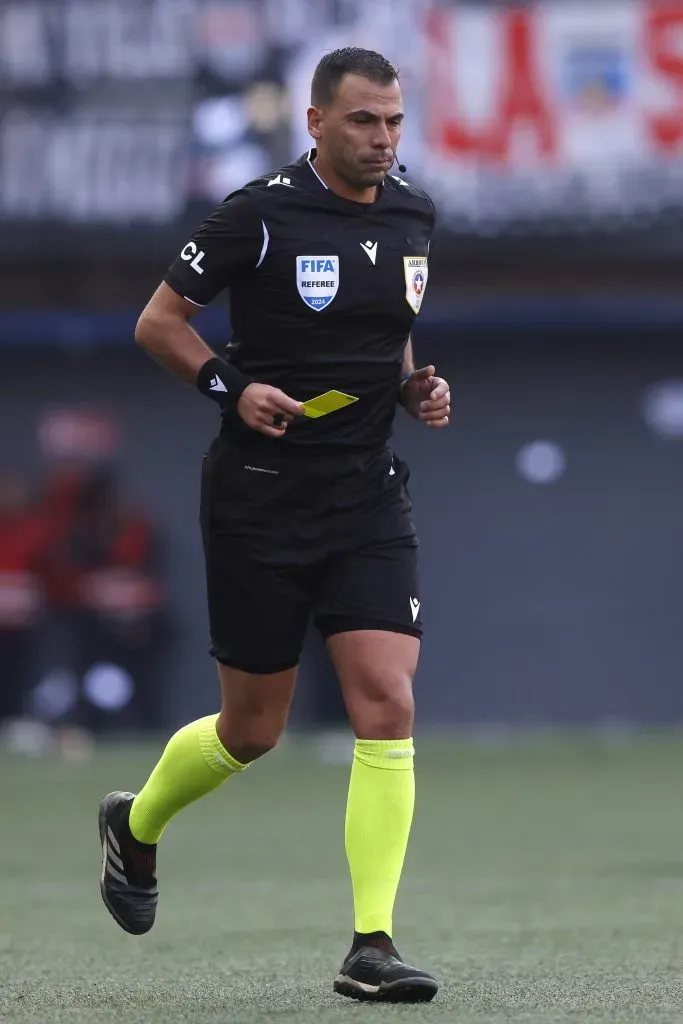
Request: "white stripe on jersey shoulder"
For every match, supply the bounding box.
[183,295,205,307]
[255,219,269,268]
[307,149,329,190]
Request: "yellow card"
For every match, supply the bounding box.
[302,390,359,419]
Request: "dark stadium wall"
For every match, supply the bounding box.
[0,329,681,728]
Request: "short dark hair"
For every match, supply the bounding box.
[311,47,399,107]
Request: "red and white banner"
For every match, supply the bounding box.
[289,1,683,233]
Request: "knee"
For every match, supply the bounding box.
[216,710,283,764]
[350,674,415,740]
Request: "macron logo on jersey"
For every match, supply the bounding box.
[360,240,378,265]
[267,174,294,188]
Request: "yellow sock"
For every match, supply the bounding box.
[128,714,247,844]
[345,737,415,936]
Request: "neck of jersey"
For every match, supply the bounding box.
[308,149,381,207]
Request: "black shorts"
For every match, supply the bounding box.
[199,436,422,674]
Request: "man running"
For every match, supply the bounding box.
[99,46,450,1004]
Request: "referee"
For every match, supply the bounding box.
[99,47,450,1003]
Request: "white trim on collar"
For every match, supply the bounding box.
[306,148,329,190]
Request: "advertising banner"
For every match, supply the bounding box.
[2,0,683,260]
[289,1,683,235]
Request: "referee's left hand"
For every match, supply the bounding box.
[401,366,450,428]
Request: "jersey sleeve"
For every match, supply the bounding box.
[422,191,437,238]
[164,191,264,306]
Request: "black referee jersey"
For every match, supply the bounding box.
[164,149,436,451]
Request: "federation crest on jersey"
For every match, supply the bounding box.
[296,256,339,311]
[403,256,429,314]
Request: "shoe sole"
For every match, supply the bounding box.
[334,974,438,1003]
[98,792,148,936]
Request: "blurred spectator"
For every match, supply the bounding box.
[0,471,48,723]
[38,464,168,734]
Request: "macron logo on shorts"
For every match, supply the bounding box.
[410,596,420,623]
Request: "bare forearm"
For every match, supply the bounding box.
[402,335,415,376]
[135,310,216,385]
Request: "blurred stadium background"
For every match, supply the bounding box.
[1,2,683,1021]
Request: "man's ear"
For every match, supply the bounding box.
[307,106,322,139]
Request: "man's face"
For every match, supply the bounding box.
[309,74,404,189]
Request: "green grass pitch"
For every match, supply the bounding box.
[1,733,683,1023]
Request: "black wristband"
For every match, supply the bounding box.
[397,371,412,406]
[196,357,252,412]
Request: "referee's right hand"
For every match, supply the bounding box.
[237,383,304,438]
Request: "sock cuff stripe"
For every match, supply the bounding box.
[355,738,414,753]
[198,715,248,777]
[353,738,415,769]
